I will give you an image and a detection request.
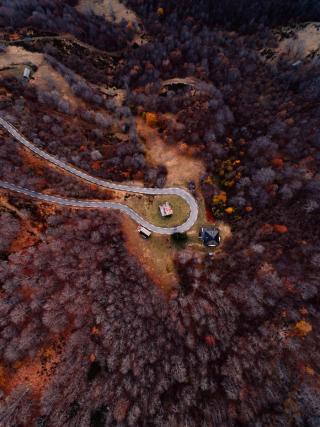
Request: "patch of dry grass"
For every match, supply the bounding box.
[136,118,205,188]
[120,192,233,296]
[121,215,179,296]
[122,193,190,228]
[0,46,85,109]
[77,0,139,25]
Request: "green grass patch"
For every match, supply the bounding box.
[124,193,190,228]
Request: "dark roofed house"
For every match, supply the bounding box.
[199,226,220,247]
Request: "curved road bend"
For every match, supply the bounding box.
[0,117,199,234]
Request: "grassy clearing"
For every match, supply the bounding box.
[138,233,177,286]
[77,0,139,25]
[121,194,209,296]
[121,215,179,297]
[136,118,205,187]
[123,193,190,228]
[121,192,232,296]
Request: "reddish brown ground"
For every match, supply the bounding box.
[0,195,43,251]
[121,215,179,297]
[5,340,63,398]
[10,227,40,252]
[18,144,114,201]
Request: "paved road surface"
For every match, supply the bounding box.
[0,117,199,234]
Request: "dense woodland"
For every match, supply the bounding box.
[0,0,320,426]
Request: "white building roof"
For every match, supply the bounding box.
[23,67,31,79]
[137,226,151,237]
[159,202,173,217]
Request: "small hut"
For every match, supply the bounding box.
[159,202,173,217]
[23,66,32,81]
[137,226,152,239]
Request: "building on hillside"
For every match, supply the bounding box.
[199,226,220,247]
[23,66,32,81]
[292,60,303,68]
[137,226,152,239]
[159,202,173,217]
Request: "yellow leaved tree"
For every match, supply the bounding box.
[143,112,158,127]
[294,320,312,337]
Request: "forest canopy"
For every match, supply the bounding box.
[0,0,319,426]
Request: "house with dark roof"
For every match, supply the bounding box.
[199,226,220,247]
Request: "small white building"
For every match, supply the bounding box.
[137,226,151,239]
[159,202,173,217]
[292,60,303,68]
[23,66,32,80]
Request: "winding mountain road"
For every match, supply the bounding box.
[0,116,199,234]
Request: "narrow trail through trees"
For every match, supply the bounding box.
[0,116,199,234]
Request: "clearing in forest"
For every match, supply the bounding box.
[0,46,84,110]
[116,193,190,228]
[277,23,320,59]
[136,117,205,188]
[77,0,139,25]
